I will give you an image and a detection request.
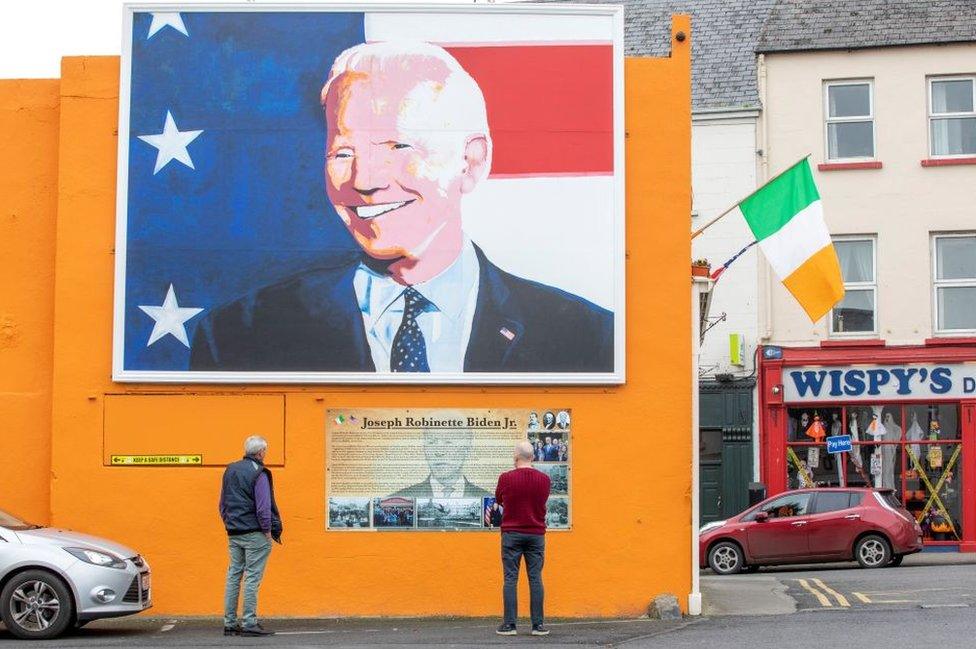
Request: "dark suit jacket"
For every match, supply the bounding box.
[390,477,490,499]
[190,244,613,373]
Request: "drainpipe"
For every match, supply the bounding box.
[755,53,772,482]
[689,277,710,616]
[756,53,773,342]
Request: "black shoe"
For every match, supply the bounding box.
[223,626,239,636]
[240,623,275,636]
[531,625,550,636]
[496,623,517,636]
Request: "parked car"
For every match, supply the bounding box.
[0,508,151,639]
[700,488,923,575]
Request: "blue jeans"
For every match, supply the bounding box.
[502,531,545,626]
[224,532,272,628]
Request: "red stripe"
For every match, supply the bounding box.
[445,45,614,177]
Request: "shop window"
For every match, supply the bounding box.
[906,404,959,441]
[830,237,876,335]
[929,77,976,157]
[905,442,963,542]
[933,234,976,333]
[782,403,963,544]
[787,407,844,489]
[825,80,875,160]
[787,407,843,442]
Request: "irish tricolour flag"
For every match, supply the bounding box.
[737,159,844,321]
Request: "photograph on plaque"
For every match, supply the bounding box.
[546,497,570,529]
[327,497,370,529]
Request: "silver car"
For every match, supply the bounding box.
[0,508,151,639]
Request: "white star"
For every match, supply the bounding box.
[147,12,188,39]
[138,284,204,347]
[137,111,203,174]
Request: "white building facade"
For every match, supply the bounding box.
[760,42,976,345]
[753,0,976,551]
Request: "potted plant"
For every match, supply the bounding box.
[691,258,711,278]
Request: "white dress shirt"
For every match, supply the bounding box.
[430,476,463,498]
[352,240,480,373]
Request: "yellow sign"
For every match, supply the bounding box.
[110,455,202,466]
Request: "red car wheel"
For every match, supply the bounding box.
[708,541,744,575]
[855,535,891,569]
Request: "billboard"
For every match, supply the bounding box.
[113,3,625,384]
[326,408,571,531]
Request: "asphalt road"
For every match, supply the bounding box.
[702,552,976,614]
[2,555,974,648]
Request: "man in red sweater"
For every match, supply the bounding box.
[494,441,551,636]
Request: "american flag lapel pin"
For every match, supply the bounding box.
[499,327,516,341]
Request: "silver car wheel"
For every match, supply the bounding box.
[711,545,741,573]
[858,539,886,567]
[10,581,61,632]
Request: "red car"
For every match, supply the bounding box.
[700,488,923,574]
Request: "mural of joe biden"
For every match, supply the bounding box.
[190,41,613,374]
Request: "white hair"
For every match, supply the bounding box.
[515,441,535,461]
[244,436,268,456]
[320,40,493,179]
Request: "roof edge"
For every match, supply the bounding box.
[757,36,976,55]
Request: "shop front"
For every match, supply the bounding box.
[759,342,976,551]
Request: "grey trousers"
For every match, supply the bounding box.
[501,531,545,626]
[224,532,272,628]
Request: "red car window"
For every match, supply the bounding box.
[745,493,812,520]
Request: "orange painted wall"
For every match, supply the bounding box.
[0,78,59,525]
[43,18,692,617]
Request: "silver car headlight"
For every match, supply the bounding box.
[700,520,727,535]
[64,547,127,569]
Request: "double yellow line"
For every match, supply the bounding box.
[797,578,851,607]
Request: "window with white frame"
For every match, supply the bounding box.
[933,234,976,333]
[831,237,876,335]
[929,77,976,157]
[825,81,875,160]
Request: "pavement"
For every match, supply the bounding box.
[3,553,975,647]
[0,617,693,648]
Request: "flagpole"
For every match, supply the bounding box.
[691,153,812,241]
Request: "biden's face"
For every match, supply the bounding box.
[422,430,472,484]
[324,72,467,262]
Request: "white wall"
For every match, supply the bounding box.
[692,115,761,377]
[761,43,976,346]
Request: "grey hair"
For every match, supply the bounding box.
[244,436,268,456]
[320,40,493,174]
[515,441,535,461]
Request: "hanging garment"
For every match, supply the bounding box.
[907,413,924,461]
[881,411,902,490]
[867,406,887,440]
[831,415,842,436]
[849,413,863,469]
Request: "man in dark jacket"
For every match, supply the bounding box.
[219,436,283,637]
